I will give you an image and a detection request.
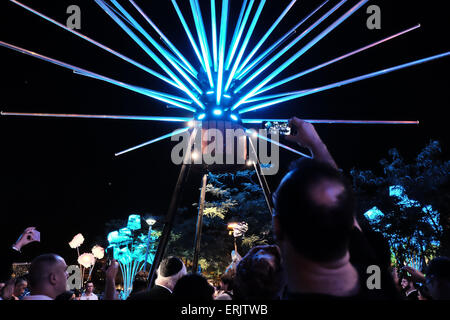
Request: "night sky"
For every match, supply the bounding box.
[0,0,448,264]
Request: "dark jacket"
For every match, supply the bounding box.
[127,285,172,300]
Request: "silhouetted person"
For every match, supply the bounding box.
[173,273,214,300]
[272,118,401,300]
[233,245,286,300]
[425,256,450,300]
[127,256,186,300]
[215,272,235,300]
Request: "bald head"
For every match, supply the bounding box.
[28,254,68,299]
[273,159,355,262]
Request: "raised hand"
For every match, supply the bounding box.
[14,227,40,251]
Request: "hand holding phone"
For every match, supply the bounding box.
[15,227,40,250]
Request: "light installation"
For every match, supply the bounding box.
[1,0,449,157]
[107,214,159,299]
[1,0,449,286]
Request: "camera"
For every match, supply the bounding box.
[262,121,298,136]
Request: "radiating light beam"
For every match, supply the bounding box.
[190,0,214,88]
[225,0,254,71]
[194,0,214,71]
[241,119,420,125]
[244,92,298,103]
[236,0,330,80]
[217,0,229,105]
[237,0,297,77]
[249,130,312,158]
[225,0,266,92]
[171,0,206,72]
[169,52,198,79]
[103,0,135,26]
[95,0,205,109]
[256,24,421,96]
[115,127,190,156]
[128,0,198,76]
[0,112,193,123]
[110,0,203,95]
[0,40,195,111]
[73,70,197,112]
[9,0,182,91]
[238,51,450,114]
[231,0,348,99]
[211,0,218,72]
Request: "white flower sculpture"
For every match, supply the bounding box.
[91,245,105,259]
[78,253,96,268]
[69,233,85,249]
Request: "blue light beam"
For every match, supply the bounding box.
[110,0,203,94]
[0,40,197,112]
[95,0,205,109]
[237,0,297,78]
[225,0,254,71]
[232,0,350,97]
[256,24,421,96]
[211,0,218,72]
[225,0,266,92]
[190,0,214,88]
[0,112,194,123]
[217,0,229,105]
[115,127,190,156]
[171,0,206,72]
[233,0,367,110]
[236,0,330,80]
[241,118,420,125]
[9,0,182,91]
[238,51,450,114]
[128,0,198,76]
[247,130,312,158]
[73,70,197,112]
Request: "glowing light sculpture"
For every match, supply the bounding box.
[1,0,449,158]
[106,214,159,299]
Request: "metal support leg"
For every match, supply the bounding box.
[147,128,198,287]
[192,173,208,273]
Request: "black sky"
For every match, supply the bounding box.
[0,0,448,263]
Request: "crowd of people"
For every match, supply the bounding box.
[1,118,449,301]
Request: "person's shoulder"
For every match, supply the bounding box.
[127,286,172,300]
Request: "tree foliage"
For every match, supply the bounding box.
[350,140,450,269]
[165,170,272,276]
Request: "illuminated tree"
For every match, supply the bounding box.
[351,141,450,270]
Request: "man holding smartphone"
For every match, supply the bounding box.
[1,227,40,283]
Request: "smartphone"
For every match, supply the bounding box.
[263,121,296,136]
[27,230,41,242]
[105,248,114,268]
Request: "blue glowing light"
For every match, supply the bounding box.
[364,206,385,221]
[2,0,449,159]
[217,0,229,106]
[127,214,141,230]
[106,214,159,299]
